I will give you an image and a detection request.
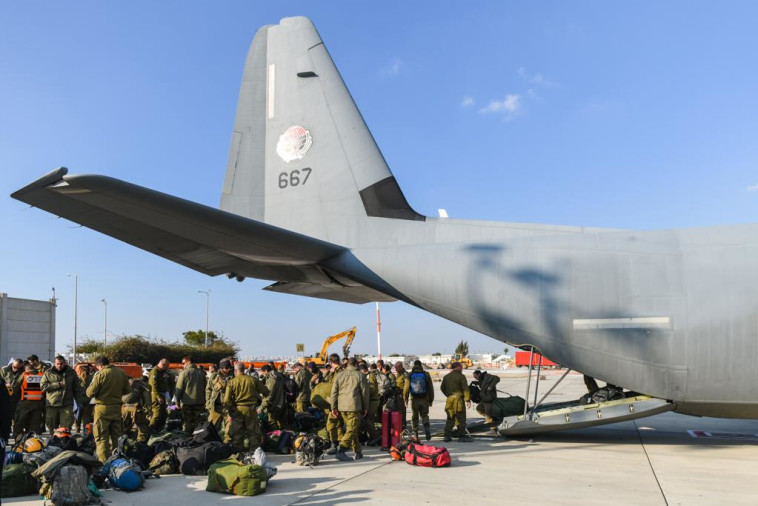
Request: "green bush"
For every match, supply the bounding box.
[77,335,239,365]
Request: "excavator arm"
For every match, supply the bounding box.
[317,327,357,363]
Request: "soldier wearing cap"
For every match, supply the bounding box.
[440,362,472,442]
[207,359,233,434]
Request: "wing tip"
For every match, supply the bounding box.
[11,167,69,200]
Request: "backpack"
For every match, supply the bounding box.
[263,430,294,455]
[4,451,24,465]
[192,421,221,444]
[403,443,451,468]
[239,447,277,480]
[377,373,393,397]
[116,435,155,468]
[206,458,268,496]
[409,372,427,397]
[591,385,625,403]
[49,464,100,505]
[1,463,38,497]
[76,433,97,456]
[105,457,145,492]
[469,380,482,403]
[293,412,317,432]
[283,376,298,403]
[147,431,193,454]
[176,441,234,475]
[22,446,62,469]
[148,449,179,475]
[48,435,79,452]
[292,433,328,467]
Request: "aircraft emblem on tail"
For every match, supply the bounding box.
[277,126,313,163]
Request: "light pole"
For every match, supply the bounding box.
[101,298,107,347]
[376,302,382,360]
[198,289,210,346]
[66,273,78,364]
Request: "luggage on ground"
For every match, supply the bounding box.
[3,451,24,465]
[403,442,451,468]
[1,463,38,498]
[104,457,145,492]
[381,410,402,450]
[192,421,221,444]
[292,432,328,467]
[239,447,277,479]
[264,430,294,454]
[49,464,100,505]
[490,396,527,419]
[147,431,193,454]
[22,445,62,468]
[48,427,80,452]
[206,458,268,496]
[76,433,97,456]
[293,412,317,432]
[116,435,155,468]
[176,441,234,475]
[148,449,179,475]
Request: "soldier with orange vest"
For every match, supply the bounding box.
[14,362,44,440]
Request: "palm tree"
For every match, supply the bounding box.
[454,340,469,357]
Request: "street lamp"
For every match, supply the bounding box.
[198,289,210,347]
[66,273,78,364]
[101,298,107,347]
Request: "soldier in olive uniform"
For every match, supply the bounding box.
[75,365,95,434]
[148,358,172,431]
[41,355,84,432]
[292,362,312,413]
[87,356,131,462]
[440,362,472,442]
[403,359,435,441]
[206,359,233,434]
[1,359,24,434]
[359,363,381,443]
[260,365,286,429]
[175,356,207,434]
[224,362,269,452]
[331,358,370,461]
[323,356,346,454]
[473,369,501,429]
[122,375,152,442]
[366,363,381,423]
[392,361,409,429]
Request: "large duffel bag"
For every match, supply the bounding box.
[148,449,179,475]
[177,441,233,475]
[104,457,145,492]
[192,421,220,444]
[1,463,38,498]
[147,431,194,454]
[206,458,267,496]
[491,396,527,419]
[403,443,451,468]
[116,435,155,468]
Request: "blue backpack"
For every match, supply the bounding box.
[409,372,427,397]
[105,457,145,492]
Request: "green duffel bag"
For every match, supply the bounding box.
[309,381,332,411]
[206,458,268,496]
[1,463,38,498]
[491,396,527,418]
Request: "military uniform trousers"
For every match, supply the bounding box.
[14,400,43,440]
[338,411,362,453]
[368,400,380,423]
[149,400,167,431]
[46,405,75,432]
[410,397,431,431]
[94,404,123,462]
[181,404,205,434]
[476,401,495,424]
[76,404,94,433]
[326,410,345,443]
[295,399,309,413]
[264,406,286,430]
[208,407,226,436]
[444,395,467,437]
[225,405,262,452]
[122,404,150,442]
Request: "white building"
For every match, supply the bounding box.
[0,293,56,365]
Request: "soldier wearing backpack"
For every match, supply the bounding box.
[403,360,434,441]
[206,359,233,434]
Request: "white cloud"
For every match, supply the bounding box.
[479,94,522,120]
[746,183,758,192]
[382,59,404,77]
[461,96,474,107]
[517,67,556,87]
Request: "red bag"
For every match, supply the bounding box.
[404,443,451,468]
[381,410,402,450]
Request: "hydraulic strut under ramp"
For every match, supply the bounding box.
[497,346,675,437]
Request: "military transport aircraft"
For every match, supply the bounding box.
[13,17,758,434]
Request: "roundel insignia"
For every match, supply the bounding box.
[276,125,313,163]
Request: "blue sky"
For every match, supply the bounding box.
[2,2,758,358]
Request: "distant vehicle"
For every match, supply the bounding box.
[514,351,560,368]
[74,362,143,379]
[299,327,356,367]
[440,354,473,369]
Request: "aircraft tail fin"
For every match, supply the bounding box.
[220,17,424,247]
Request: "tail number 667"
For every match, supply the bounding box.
[278,168,312,189]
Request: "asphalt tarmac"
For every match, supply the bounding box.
[6,369,758,505]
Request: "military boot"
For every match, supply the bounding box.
[325,441,339,455]
[443,435,452,443]
[354,451,364,461]
[459,435,473,442]
[424,424,432,441]
[335,446,351,462]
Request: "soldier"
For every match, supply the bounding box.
[122,375,152,442]
[367,363,382,420]
[224,362,269,452]
[206,359,233,434]
[41,355,84,432]
[87,356,130,462]
[148,358,171,432]
[292,362,311,413]
[440,362,472,442]
[174,356,207,434]
[473,369,500,429]
[75,365,95,434]
[330,357,369,461]
[403,359,434,441]
[14,362,44,440]
[308,362,322,388]
[28,355,48,433]
[393,361,410,429]
[1,358,24,434]
[260,365,285,429]
[323,356,345,454]
[359,363,381,443]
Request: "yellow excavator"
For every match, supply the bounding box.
[299,327,357,366]
[442,353,473,369]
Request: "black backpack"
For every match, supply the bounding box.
[192,421,221,444]
[117,434,155,468]
[47,435,79,452]
[176,441,233,475]
[469,381,482,403]
[283,376,298,403]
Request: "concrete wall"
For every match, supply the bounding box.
[0,293,56,366]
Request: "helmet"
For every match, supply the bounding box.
[293,434,307,452]
[23,437,44,453]
[53,427,71,438]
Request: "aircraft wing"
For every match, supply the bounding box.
[11,168,347,284]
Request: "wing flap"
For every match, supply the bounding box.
[263,281,396,304]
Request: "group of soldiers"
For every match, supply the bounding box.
[2,352,495,464]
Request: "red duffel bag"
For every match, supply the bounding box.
[403,442,451,468]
